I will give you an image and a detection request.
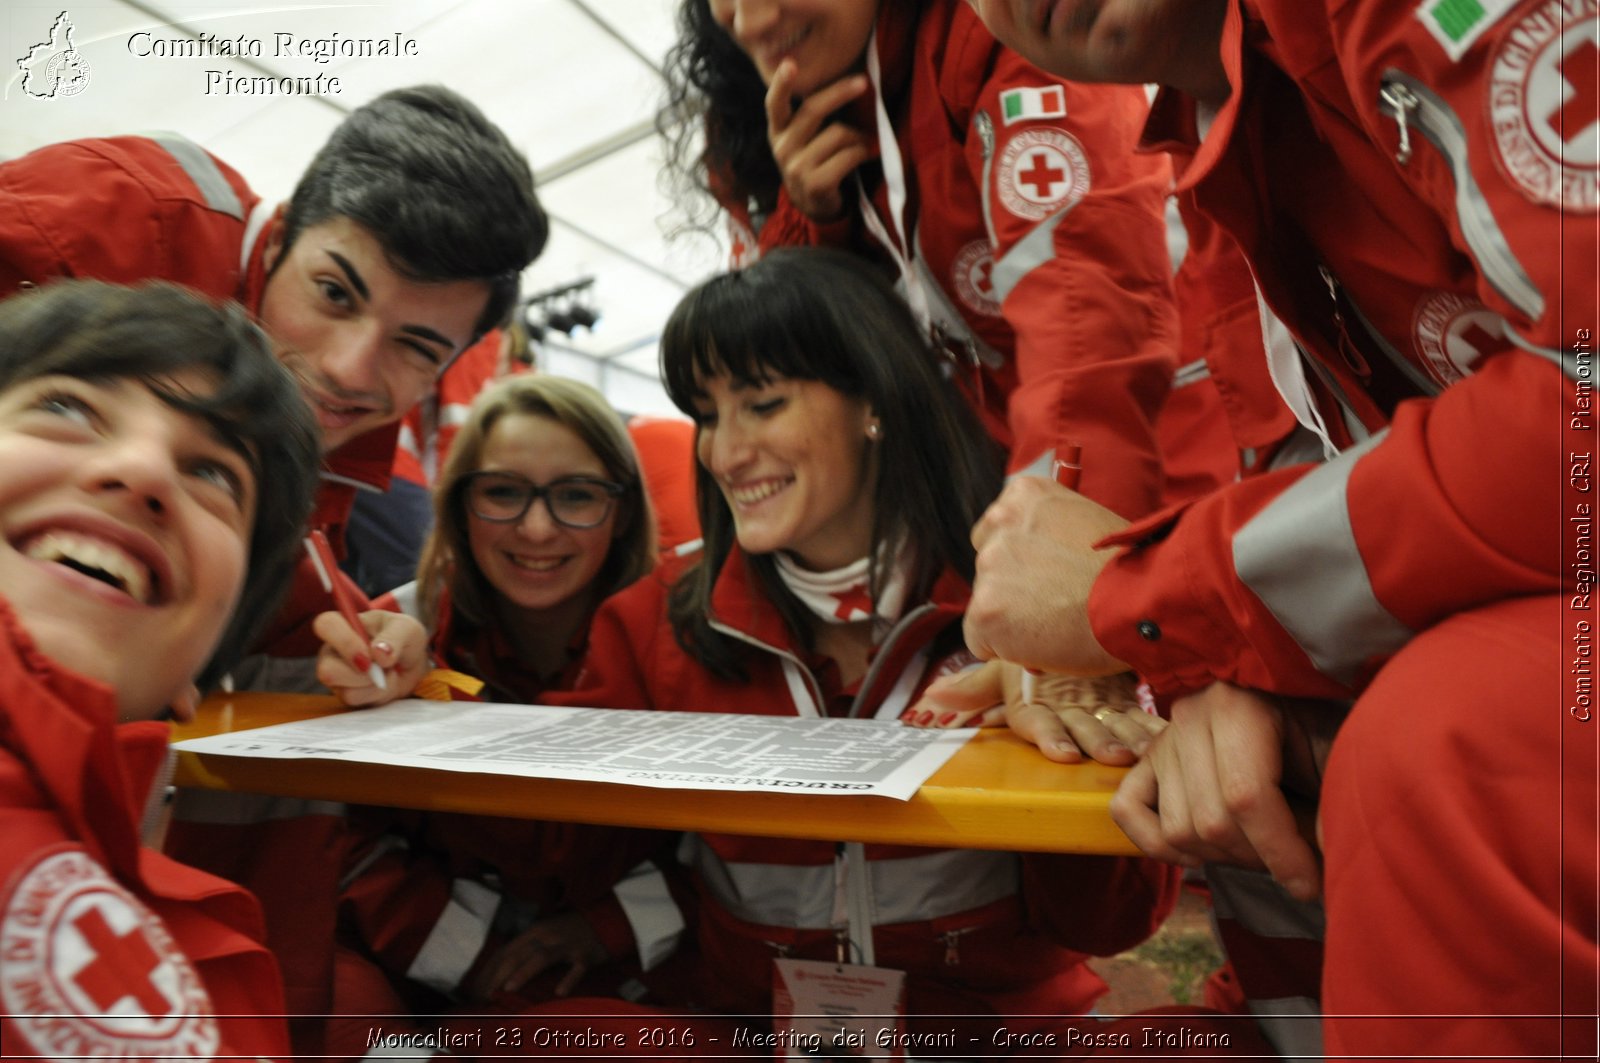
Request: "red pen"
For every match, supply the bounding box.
[304,529,387,691]
[1020,444,1083,706]
[1053,442,1084,492]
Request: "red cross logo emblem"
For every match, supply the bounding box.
[71,906,172,1016]
[0,851,220,1059]
[953,239,1001,316]
[975,257,994,296]
[998,128,1091,220]
[1413,290,1506,386]
[1018,151,1067,198]
[728,217,760,268]
[1489,8,1599,211]
[1452,321,1503,374]
[1548,38,1599,144]
[832,583,873,621]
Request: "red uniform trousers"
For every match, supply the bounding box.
[1321,594,1597,1061]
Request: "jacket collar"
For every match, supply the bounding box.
[0,598,164,881]
[434,584,591,703]
[872,0,919,104]
[320,422,400,496]
[706,544,971,661]
[1139,0,1251,193]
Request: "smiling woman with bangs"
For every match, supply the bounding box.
[540,248,1180,1046]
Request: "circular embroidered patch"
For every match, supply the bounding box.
[0,849,219,1059]
[1487,0,1599,212]
[997,128,1091,221]
[951,240,1002,316]
[1412,290,1507,387]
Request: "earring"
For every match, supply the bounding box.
[866,422,882,440]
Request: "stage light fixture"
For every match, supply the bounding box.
[521,277,600,339]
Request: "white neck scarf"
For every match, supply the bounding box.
[772,543,912,632]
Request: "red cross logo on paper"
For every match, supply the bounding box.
[1412,290,1508,386]
[997,128,1092,221]
[832,582,874,621]
[952,240,1002,316]
[1488,0,1599,212]
[0,848,218,1059]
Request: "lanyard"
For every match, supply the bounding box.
[858,26,930,329]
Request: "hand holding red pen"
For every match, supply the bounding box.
[304,531,430,706]
[304,531,385,687]
[963,462,1129,678]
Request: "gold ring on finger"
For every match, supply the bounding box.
[1093,707,1118,723]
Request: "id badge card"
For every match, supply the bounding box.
[771,957,907,1060]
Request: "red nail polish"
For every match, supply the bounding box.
[899,708,916,721]
[917,710,934,726]
[937,712,957,726]
[353,653,372,673]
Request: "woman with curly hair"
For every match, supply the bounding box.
[659,0,1180,522]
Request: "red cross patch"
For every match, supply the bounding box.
[952,239,1002,316]
[1488,0,1600,212]
[997,128,1092,221]
[1,848,218,1058]
[727,215,761,269]
[1412,290,1508,386]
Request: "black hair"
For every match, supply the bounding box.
[280,84,548,340]
[658,0,781,232]
[660,248,1003,679]
[0,280,321,689]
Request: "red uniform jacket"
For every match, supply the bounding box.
[1083,1,1594,1057]
[1161,194,1299,501]
[0,599,288,1060]
[391,329,504,490]
[625,416,701,555]
[726,0,1179,517]
[1090,0,1589,701]
[0,133,395,662]
[547,549,1179,1022]
[0,135,406,1046]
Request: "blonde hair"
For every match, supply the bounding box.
[416,374,656,628]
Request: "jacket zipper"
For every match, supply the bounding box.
[1318,262,1444,396]
[1378,80,1417,166]
[1316,264,1371,378]
[1376,68,1543,321]
[975,110,999,248]
[849,601,938,719]
[706,619,826,717]
[942,926,979,966]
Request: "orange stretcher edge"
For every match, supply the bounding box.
[170,692,1140,856]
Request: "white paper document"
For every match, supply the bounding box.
[172,700,976,801]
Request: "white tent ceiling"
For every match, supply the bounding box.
[0,0,726,416]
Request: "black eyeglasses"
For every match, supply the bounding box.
[461,471,625,529]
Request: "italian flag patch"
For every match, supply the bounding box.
[1000,85,1067,126]
[1416,0,1516,61]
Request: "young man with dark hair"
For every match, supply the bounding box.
[0,279,320,1058]
[0,84,547,663]
[0,84,549,1043]
[951,1,1596,1059]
